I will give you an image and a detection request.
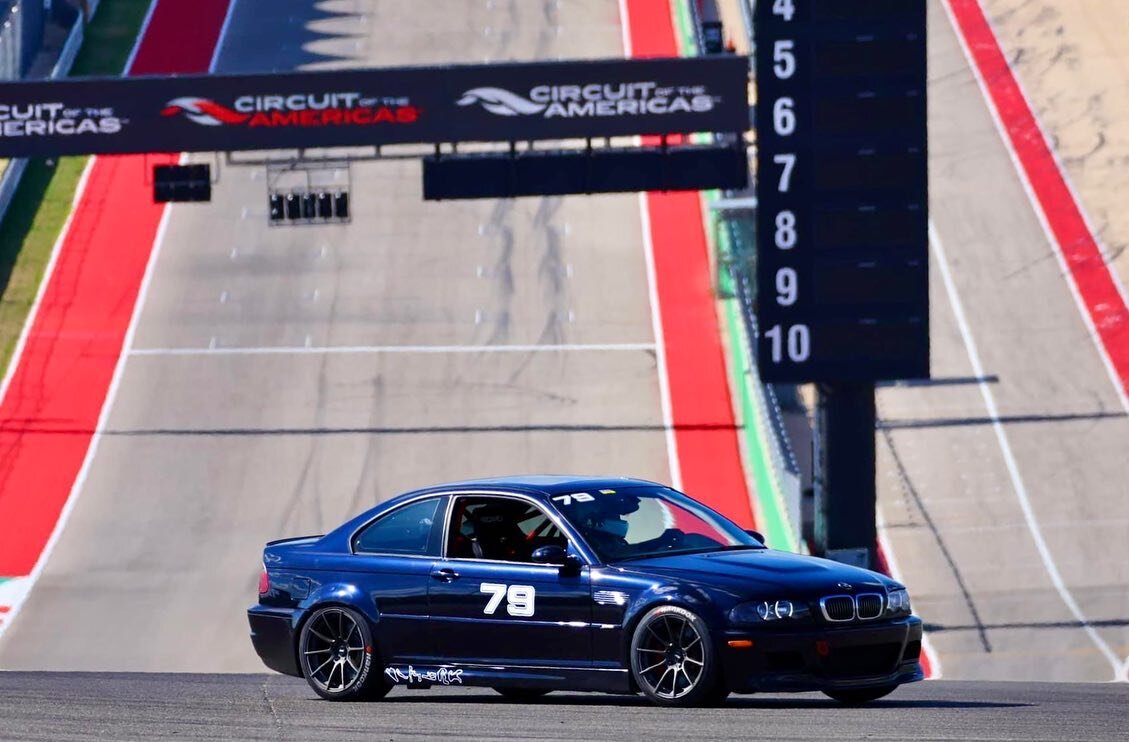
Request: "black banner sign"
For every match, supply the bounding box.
[0,56,748,158]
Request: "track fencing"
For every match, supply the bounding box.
[0,1,94,222]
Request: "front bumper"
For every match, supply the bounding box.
[721,615,924,693]
[247,605,301,677]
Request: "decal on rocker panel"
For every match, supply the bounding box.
[163,92,420,128]
[458,82,722,119]
[384,665,464,685]
[0,102,123,138]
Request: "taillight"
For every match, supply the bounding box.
[258,567,270,595]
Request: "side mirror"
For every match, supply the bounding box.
[532,545,583,575]
[531,545,567,564]
[745,529,766,545]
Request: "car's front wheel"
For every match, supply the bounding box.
[629,605,725,707]
[823,684,898,705]
[298,606,391,701]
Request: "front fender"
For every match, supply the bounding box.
[623,582,736,639]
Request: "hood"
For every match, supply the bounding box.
[615,548,895,599]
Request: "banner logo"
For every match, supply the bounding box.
[162,97,249,126]
[163,93,419,128]
[457,82,722,119]
[456,88,546,116]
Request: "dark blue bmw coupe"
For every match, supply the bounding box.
[248,476,923,706]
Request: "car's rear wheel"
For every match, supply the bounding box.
[492,687,552,701]
[823,684,898,705]
[299,606,391,701]
[630,605,724,707]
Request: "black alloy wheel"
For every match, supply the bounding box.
[299,606,390,701]
[630,605,726,707]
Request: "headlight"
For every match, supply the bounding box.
[729,599,811,624]
[886,588,912,616]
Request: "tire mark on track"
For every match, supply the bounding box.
[878,426,993,653]
[483,200,514,346]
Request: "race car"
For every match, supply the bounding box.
[248,476,923,706]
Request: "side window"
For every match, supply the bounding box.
[353,497,443,556]
[447,497,566,562]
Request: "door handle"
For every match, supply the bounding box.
[431,568,459,582]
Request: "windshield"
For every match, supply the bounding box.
[550,486,762,562]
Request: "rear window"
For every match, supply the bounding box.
[353,497,443,556]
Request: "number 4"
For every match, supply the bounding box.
[773,0,795,22]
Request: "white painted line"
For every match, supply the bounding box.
[0,202,178,645]
[121,0,159,75]
[477,265,484,278]
[304,335,312,348]
[474,309,483,325]
[219,290,228,303]
[877,508,944,680]
[931,220,1123,680]
[229,247,238,259]
[208,0,240,74]
[208,336,216,350]
[0,159,96,403]
[129,342,657,357]
[939,0,1129,418]
[618,0,681,490]
[0,0,243,646]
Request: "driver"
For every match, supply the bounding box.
[572,493,640,560]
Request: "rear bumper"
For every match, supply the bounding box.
[721,615,925,693]
[248,605,301,677]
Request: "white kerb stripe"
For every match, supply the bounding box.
[930,220,1122,680]
[617,0,682,491]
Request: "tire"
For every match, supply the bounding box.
[823,684,898,705]
[629,605,725,707]
[298,606,391,701]
[492,687,552,701]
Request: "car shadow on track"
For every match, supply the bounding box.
[375,692,1031,710]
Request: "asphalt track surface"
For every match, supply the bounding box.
[0,0,682,672]
[874,0,1129,681]
[0,674,1126,741]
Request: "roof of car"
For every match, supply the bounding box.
[405,475,665,498]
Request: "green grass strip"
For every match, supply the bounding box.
[667,0,800,550]
[0,1,153,378]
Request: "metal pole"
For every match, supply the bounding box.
[813,382,877,570]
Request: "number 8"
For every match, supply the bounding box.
[775,210,796,249]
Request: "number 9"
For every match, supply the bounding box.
[776,267,797,306]
[507,585,535,617]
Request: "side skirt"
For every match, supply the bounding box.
[382,663,632,693]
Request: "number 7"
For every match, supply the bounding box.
[480,583,506,615]
[773,153,796,192]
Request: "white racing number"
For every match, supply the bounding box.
[480,583,536,617]
[551,492,594,506]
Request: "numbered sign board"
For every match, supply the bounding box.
[755,0,929,382]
